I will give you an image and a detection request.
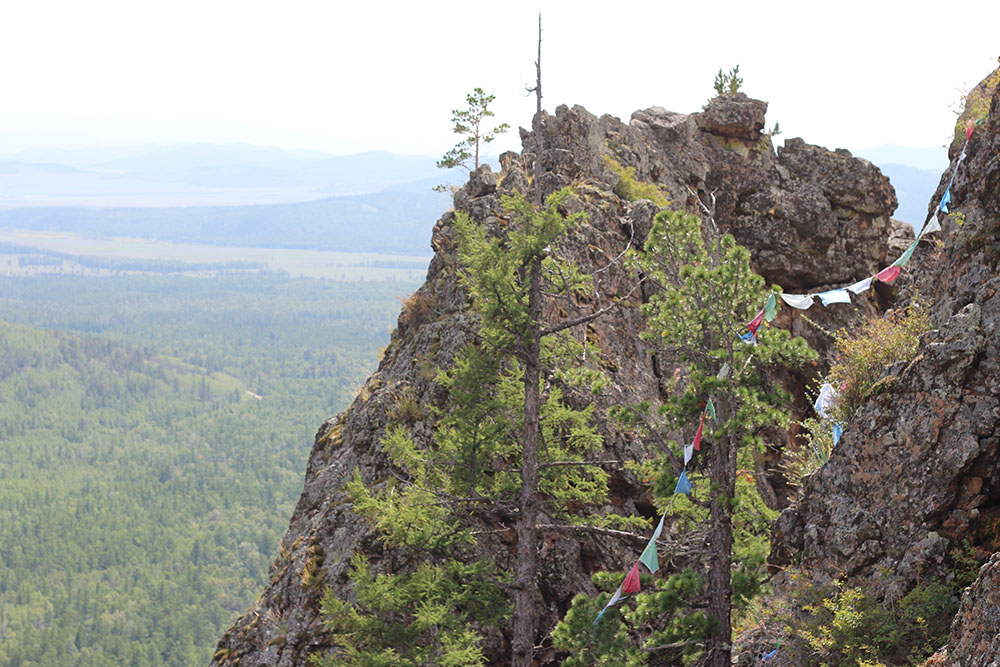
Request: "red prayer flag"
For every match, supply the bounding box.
[622,562,641,594]
[747,309,765,335]
[875,265,901,284]
[966,120,975,140]
[692,412,706,451]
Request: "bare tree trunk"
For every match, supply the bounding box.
[531,13,543,208]
[705,422,736,667]
[513,16,544,666]
[512,259,542,667]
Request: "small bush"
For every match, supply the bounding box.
[795,579,955,666]
[713,65,743,97]
[398,291,437,329]
[827,299,931,422]
[604,156,670,207]
[781,417,834,487]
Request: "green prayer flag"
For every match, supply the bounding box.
[763,292,778,322]
[639,537,659,573]
[890,240,918,268]
[705,398,717,423]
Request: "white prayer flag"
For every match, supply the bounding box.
[780,293,815,309]
[847,277,873,294]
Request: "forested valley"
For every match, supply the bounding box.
[0,272,417,665]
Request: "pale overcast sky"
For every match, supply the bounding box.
[1,0,997,157]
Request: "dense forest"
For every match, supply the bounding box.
[0,273,417,665]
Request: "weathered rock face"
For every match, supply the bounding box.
[925,552,1000,667]
[756,68,1000,663]
[213,93,897,666]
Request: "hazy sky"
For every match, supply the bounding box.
[1,0,997,157]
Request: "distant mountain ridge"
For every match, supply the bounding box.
[0,189,448,255]
[854,144,947,226]
[0,144,471,209]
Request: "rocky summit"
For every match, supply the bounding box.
[213,84,925,665]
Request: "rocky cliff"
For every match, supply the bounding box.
[212,93,899,665]
[753,68,1000,665]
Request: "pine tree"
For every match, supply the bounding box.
[554,205,815,665]
[437,88,510,172]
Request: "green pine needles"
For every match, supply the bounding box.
[315,188,629,664]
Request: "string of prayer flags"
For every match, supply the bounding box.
[674,469,692,495]
[590,119,975,628]
[622,562,642,594]
[763,292,778,322]
[780,293,814,309]
[818,289,852,306]
[875,264,901,284]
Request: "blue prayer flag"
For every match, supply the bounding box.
[940,189,951,213]
[674,469,692,495]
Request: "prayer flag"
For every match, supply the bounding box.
[818,289,852,306]
[747,309,765,334]
[739,330,758,345]
[674,469,692,495]
[717,362,730,380]
[891,240,918,268]
[814,383,837,419]
[967,119,975,140]
[692,412,706,450]
[622,562,641,594]
[875,265,901,283]
[683,443,693,465]
[764,293,778,322]
[639,537,659,573]
[940,188,951,213]
[593,585,624,625]
[921,213,941,237]
[705,398,717,423]
[649,511,666,542]
[832,423,843,446]
[780,293,814,309]
[847,277,873,294]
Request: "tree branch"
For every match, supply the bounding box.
[539,276,645,336]
[536,523,648,543]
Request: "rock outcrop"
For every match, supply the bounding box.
[926,552,1000,667]
[213,93,898,665]
[753,68,1000,665]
